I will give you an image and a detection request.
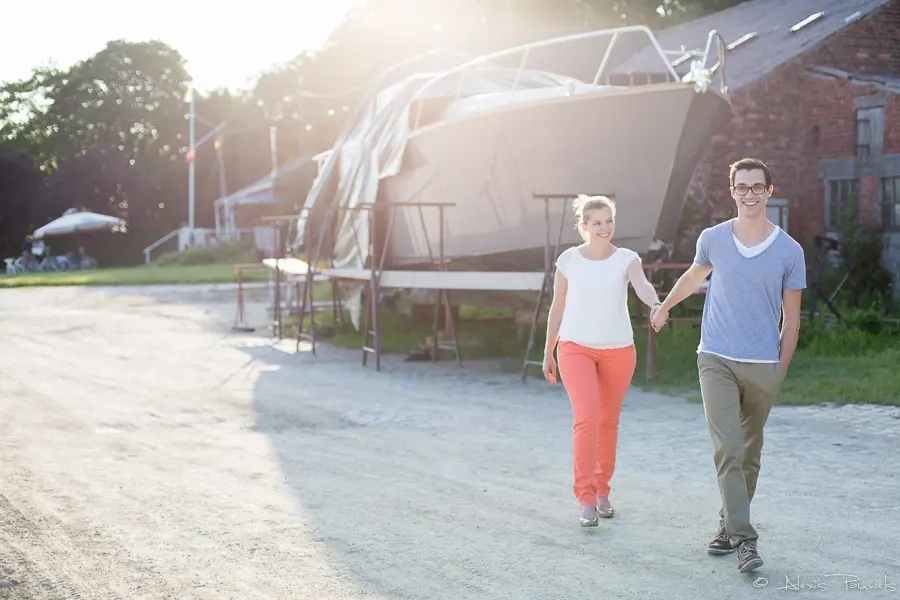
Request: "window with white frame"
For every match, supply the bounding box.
[882,176,900,231]
[826,179,859,231]
[766,198,789,232]
[855,98,885,160]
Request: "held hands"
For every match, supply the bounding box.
[649,302,669,332]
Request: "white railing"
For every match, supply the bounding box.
[409,25,727,130]
[143,227,273,264]
[143,229,180,264]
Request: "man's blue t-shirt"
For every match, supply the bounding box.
[693,220,807,363]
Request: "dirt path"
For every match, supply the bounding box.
[1,285,898,599]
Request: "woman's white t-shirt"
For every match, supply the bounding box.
[555,245,641,350]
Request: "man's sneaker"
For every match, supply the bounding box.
[580,504,599,527]
[707,523,734,555]
[736,540,764,572]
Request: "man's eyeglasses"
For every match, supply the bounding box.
[732,184,769,196]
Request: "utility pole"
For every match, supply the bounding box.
[188,86,197,231]
[269,125,278,174]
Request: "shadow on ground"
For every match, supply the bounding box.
[238,338,900,600]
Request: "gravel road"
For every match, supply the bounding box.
[1,284,898,600]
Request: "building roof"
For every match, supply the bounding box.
[806,65,900,94]
[213,153,315,208]
[612,0,894,90]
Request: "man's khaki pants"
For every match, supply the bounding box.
[697,352,784,546]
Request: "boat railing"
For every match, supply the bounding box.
[409,25,728,130]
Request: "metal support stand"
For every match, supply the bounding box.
[296,203,354,357]
[360,202,460,371]
[807,235,845,321]
[430,204,462,366]
[296,277,343,354]
[232,264,261,332]
[261,211,341,352]
[268,220,288,339]
[290,207,341,355]
[521,193,577,383]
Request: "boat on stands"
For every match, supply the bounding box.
[292,25,732,320]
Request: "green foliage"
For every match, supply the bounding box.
[822,186,895,310]
[797,308,897,355]
[286,292,899,406]
[152,241,257,267]
[0,263,267,288]
[0,152,43,257]
[645,314,900,405]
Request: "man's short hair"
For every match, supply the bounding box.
[729,157,772,187]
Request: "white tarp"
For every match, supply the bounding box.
[34,209,121,239]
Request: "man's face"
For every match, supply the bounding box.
[731,168,772,219]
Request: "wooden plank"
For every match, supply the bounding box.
[262,258,329,281]
[321,268,545,292]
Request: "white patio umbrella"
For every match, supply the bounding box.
[33,210,121,239]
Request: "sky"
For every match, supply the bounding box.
[2,0,363,93]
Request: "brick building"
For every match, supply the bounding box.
[613,0,900,292]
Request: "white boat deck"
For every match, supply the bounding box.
[260,259,704,295]
[261,259,545,291]
[262,258,327,281]
[320,268,545,292]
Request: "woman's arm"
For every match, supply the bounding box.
[543,269,567,357]
[626,258,660,309]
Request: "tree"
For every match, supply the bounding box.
[34,41,195,256]
[0,152,44,258]
[0,68,63,167]
[42,40,191,163]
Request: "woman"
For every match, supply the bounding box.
[542,194,661,527]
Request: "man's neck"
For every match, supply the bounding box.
[732,216,775,246]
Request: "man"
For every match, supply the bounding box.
[650,157,806,573]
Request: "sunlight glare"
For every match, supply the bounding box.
[3,0,364,93]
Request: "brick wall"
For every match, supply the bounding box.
[683,0,900,252]
[806,0,900,75]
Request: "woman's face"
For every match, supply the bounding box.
[581,207,615,242]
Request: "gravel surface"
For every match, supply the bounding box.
[1,284,898,599]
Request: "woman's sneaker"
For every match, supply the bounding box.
[580,504,599,527]
[596,497,615,518]
[707,523,734,554]
[736,540,763,572]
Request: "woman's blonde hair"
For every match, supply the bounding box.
[573,194,616,223]
[572,195,616,240]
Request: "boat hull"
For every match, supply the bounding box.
[376,82,731,270]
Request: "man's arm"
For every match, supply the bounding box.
[650,228,713,331]
[779,243,808,377]
[660,263,712,313]
[779,289,802,376]
[662,227,713,312]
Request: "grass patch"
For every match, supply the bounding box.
[290,303,530,363]
[152,241,258,267]
[2,239,272,288]
[628,312,900,406]
[0,263,269,288]
[290,295,900,407]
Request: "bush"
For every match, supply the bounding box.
[153,241,257,267]
[798,308,897,356]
